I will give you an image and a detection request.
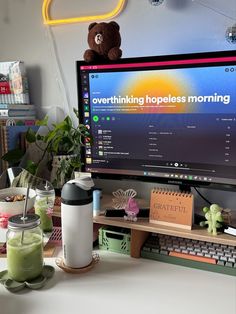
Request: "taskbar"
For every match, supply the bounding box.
[86,167,236,186]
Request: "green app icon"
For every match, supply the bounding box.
[93,115,99,122]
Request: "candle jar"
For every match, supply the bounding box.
[34,186,55,232]
[7,214,43,282]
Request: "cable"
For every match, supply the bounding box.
[2,0,10,23]
[193,0,236,22]
[193,187,212,205]
[44,26,71,116]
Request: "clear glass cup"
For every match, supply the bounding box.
[7,214,43,282]
[34,185,55,232]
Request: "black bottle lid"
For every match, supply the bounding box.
[61,177,94,206]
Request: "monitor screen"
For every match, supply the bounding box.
[76,51,236,191]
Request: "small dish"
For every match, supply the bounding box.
[42,265,55,278]
[4,278,26,292]
[25,275,47,290]
[0,187,36,216]
[0,265,55,292]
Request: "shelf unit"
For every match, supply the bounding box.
[93,194,236,258]
[93,215,236,258]
[53,194,236,258]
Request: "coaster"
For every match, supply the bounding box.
[55,252,99,274]
[0,265,55,292]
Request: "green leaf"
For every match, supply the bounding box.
[73,107,79,119]
[36,116,49,126]
[26,128,37,143]
[64,116,72,129]
[203,207,209,213]
[1,149,25,164]
[43,130,56,143]
[52,120,70,132]
[25,160,38,175]
[50,138,61,154]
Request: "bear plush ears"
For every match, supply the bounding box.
[83,21,122,62]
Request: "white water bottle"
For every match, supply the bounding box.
[61,177,94,268]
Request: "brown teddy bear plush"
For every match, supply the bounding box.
[84,21,122,62]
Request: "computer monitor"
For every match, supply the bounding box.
[76,50,236,191]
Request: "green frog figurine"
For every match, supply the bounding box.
[200,204,223,236]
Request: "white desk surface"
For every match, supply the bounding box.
[0,251,236,314]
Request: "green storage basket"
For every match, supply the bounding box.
[99,226,131,255]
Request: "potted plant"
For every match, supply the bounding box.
[2,108,92,188]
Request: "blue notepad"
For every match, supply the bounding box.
[6,125,39,151]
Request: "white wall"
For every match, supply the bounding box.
[0,0,236,209]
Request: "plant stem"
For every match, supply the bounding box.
[34,141,52,176]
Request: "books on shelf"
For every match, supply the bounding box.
[0,109,36,117]
[0,103,36,119]
[0,124,39,173]
[0,61,30,104]
[0,104,36,119]
[0,104,34,110]
[0,125,7,173]
[3,125,39,151]
[149,188,194,230]
[0,61,35,174]
[0,117,36,125]
[0,94,29,104]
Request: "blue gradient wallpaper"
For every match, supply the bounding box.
[89,65,236,114]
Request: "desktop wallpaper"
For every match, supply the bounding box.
[89,65,236,115]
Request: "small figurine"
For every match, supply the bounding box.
[112,189,137,209]
[124,197,139,222]
[200,204,223,235]
[84,21,122,62]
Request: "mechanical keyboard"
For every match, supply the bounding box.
[141,233,236,276]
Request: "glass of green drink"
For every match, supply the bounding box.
[35,186,55,233]
[7,214,43,282]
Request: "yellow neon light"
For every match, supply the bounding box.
[42,0,126,26]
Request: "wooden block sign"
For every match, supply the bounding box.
[150,189,194,230]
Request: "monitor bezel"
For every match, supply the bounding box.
[76,50,236,192]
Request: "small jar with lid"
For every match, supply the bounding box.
[7,214,43,282]
[34,183,55,232]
